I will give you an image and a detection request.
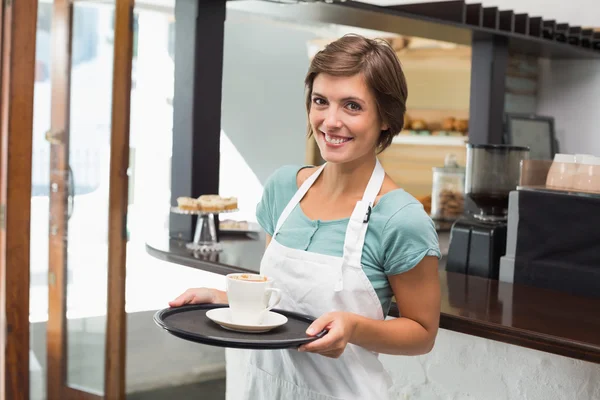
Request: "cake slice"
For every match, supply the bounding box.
[222,196,238,211]
[177,197,200,211]
[197,194,225,212]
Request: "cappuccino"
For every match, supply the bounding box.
[229,273,268,282]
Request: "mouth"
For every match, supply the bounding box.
[321,131,353,146]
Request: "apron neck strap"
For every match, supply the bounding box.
[361,159,385,205]
[342,159,385,266]
[273,164,325,236]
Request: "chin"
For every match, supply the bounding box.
[318,146,362,165]
[320,153,349,164]
[316,144,348,164]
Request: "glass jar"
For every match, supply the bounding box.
[430,154,465,221]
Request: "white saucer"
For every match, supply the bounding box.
[206,308,288,333]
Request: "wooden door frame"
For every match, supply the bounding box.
[0,0,38,398]
[46,0,74,397]
[105,0,134,397]
[46,0,134,398]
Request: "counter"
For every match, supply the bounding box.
[146,233,600,364]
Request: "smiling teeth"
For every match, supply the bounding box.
[325,133,351,144]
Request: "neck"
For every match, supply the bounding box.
[320,154,377,199]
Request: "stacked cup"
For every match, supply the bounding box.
[572,154,600,193]
[546,154,578,189]
[546,153,600,193]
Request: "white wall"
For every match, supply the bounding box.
[538,60,600,155]
[220,10,318,185]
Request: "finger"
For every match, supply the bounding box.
[319,350,342,359]
[299,332,339,353]
[168,290,195,307]
[306,314,333,337]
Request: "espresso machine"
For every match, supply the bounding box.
[446,144,530,279]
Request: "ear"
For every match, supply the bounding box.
[380,122,389,131]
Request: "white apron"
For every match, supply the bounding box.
[242,159,392,400]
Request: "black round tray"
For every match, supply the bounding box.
[153,304,327,350]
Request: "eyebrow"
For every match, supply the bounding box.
[312,92,366,104]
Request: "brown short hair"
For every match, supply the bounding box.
[305,34,408,153]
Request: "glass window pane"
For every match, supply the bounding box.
[30,1,53,398]
[125,6,227,398]
[65,1,116,393]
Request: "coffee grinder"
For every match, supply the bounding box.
[446,144,530,279]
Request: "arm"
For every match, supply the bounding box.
[300,255,440,357]
[349,255,440,355]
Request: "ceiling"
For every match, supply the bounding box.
[360,0,599,27]
[125,0,599,29]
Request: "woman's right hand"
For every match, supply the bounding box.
[168,288,228,307]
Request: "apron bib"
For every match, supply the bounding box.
[238,159,392,400]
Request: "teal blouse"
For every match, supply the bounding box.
[256,165,441,315]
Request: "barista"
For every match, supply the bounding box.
[170,34,442,399]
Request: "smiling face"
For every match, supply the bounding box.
[309,73,388,165]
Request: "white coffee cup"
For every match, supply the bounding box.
[226,273,282,325]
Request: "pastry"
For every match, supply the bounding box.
[435,189,464,220]
[222,196,238,211]
[453,119,469,133]
[177,194,239,213]
[416,194,432,214]
[177,197,200,211]
[220,219,248,230]
[410,119,427,131]
[442,117,455,131]
[197,195,225,212]
[403,113,411,130]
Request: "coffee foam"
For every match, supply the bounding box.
[230,274,268,282]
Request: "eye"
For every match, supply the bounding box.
[312,97,327,106]
[345,102,362,112]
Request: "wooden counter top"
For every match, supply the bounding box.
[146,234,600,364]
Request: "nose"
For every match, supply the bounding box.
[323,106,342,130]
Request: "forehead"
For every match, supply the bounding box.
[312,73,372,100]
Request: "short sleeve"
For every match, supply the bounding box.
[256,165,302,236]
[382,203,442,276]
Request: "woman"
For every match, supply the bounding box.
[170,34,441,399]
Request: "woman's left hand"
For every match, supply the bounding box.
[298,312,359,358]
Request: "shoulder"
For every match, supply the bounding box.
[296,165,320,187]
[379,189,436,238]
[266,164,305,188]
[261,164,309,205]
[256,164,309,235]
[376,188,422,216]
[266,164,321,194]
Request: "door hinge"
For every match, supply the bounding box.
[48,272,56,287]
[0,204,5,230]
[45,129,65,145]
